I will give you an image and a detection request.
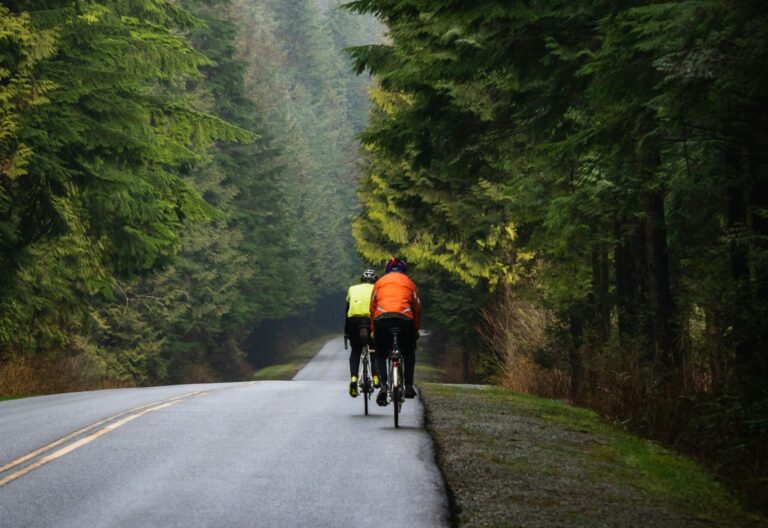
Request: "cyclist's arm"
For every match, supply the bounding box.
[412,287,422,331]
[344,288,351,336]
[344,301,350,336]
[369,286,378,320]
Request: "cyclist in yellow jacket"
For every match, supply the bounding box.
[344,269,379,397]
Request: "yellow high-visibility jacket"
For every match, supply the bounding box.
[346,283,374,318]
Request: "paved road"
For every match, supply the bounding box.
[0,336,448,527]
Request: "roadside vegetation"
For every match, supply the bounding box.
[5,0,768,517]
[0,1,379,395]
[420,384,767,527]
[348,1,768,506]
[0,396,26,401]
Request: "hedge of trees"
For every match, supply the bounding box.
[347,0,768,506]
[0,0,376,388]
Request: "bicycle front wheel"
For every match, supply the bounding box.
[362,353,369,416]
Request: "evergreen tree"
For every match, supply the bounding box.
[347,0,768,502]
[0,0,245,366]
[1,0,374,388]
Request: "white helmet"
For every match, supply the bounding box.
[361,269,378,283]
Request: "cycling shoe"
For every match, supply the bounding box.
[376,388,388,406]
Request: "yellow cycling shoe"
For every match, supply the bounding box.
[372,374,380,389]
[349,376,359,398]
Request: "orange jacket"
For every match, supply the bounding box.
[370,272,421,329]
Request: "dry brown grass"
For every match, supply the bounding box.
[476,287,768,512]
[0,355,132,397]
[478,287,570,399]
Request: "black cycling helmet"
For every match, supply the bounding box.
[361,269,378,283]
[385,257,407,274]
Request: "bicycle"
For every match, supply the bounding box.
[386,327,405,428]
[356,326,375,415]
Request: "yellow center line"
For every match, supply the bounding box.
[0,402,155,474]
[0,400,181,487]
[0,390,206,487]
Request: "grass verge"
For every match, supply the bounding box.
[415,333,447,383]
[252,334,336,380]
[420,383,767,528]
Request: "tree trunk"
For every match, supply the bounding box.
[644,188,677,366]
[728,143,768,399]
[746,144,768,395]
[637,114,678,369]
[462,347,470,383]
[615,227,639,347]
[591,245,610,343]
[568,306,584,402]
[726,146,748,284]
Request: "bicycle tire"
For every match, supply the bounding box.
[392,362,401,428]
[393,385,400,427]
[362,352,369,416]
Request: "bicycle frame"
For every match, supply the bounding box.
[386,328,405,427]
[357,326,374,415]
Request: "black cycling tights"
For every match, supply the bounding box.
[346,318,377,378]
[373,317,416,386]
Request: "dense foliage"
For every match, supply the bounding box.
[0,0,371,387]
[347,0,768,505]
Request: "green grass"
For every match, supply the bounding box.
[252,334,336,381]
[422,383,767,527]
[483,387,750,516]
[414,334,447,382]
[0,395,28,401]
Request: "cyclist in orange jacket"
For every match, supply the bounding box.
[370,257,421,406]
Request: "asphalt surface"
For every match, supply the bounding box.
[0,336,448,527]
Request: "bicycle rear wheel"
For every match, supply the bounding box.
[362,353,369,416]
[392,362,401,428]
[393,385,400,427]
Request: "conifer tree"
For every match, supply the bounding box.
[0,0,246,362]
[347,0,768,501]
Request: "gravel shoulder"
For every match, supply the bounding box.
[420,383,767,528]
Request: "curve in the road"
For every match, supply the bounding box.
[0,337,449,527]
[0,390,206,487]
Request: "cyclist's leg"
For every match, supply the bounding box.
[402,321,416,385]
[373,318,393,406]
[360,318,379,386]
[367,327,378,375]
[369,347,380,386]
[380,318,415,384]
[347,317,366,376]
[373,318,394,384]
[347,317,367,397]
[349,342,362,377]
[397,320,416,397]
[349,338,362,398]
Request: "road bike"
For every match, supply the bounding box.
[386,327,405,428]
[357,326,375,416]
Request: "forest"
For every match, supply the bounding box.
[0,0,377,389]
[2,0,767,510]
[346,0,768,507]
